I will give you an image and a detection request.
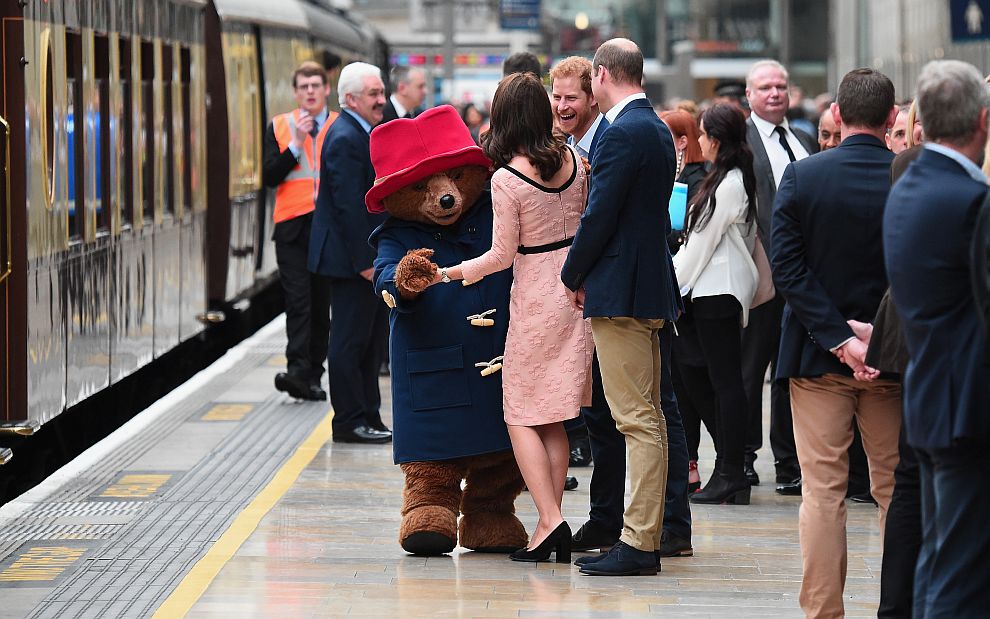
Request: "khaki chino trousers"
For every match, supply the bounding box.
[591,317,669,552]
[790,374,901,619]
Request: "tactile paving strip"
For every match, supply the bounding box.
[14,502,148,520]
[14,337,330,618]
[0,524,124,541]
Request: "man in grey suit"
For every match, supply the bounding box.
[742,60,818,494]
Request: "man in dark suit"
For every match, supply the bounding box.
[742,59,819,493]
[263,61,335,402]
[550,55,692,559]
[382,66,427,123]
[771,68,902,618]
[561,38,682,577]
[309,62,391,444]
[884,59,990,618]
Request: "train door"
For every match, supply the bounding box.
[0,4,27,424]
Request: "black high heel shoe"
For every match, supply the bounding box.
[510,521,572,563]
[689,471,751,505]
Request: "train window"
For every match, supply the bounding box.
[180,46,192,216]
[140,39,154,223]
[95,34,110,233]
[119,37,134,228]
[223,30,261,198]
[66,31,84,241]
[162,44,174,218]
[44,35,54,213]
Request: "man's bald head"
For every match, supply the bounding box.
[592,38,643,86]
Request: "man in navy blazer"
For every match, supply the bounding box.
[771,69,902,618]
[884,60,990,617]
[550,55,693,559]
[308,62,390,444]
[561,39,682,577]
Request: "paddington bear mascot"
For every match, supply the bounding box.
[365,105,529,556]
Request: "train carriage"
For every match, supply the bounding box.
[0,0,386,445]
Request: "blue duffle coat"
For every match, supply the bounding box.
[370,194,513,464]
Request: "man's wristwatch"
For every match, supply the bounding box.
[439,268,451,284]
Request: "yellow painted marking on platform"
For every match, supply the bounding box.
[201,404,253,421]
[153,409,334,619]
[267,354,287,367]
[0,547,86,582]
[100,474,172,498]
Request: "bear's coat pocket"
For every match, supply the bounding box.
[407,345,472,411]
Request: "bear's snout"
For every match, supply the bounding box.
[439,194,456,210]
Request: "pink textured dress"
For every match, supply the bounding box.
[459,147,594,426]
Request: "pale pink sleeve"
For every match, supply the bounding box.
[459,173,520,282]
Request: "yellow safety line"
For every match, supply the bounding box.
[153,409,334,618]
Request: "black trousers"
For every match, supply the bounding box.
[274,214,326,384]
[878,426,921,618]
[692,295,747,475]
[673,355,717,462]
[741,295,799,477]
[581,324,692,540]
[313,276,388,432]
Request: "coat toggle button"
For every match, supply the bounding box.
[467,308,496,327]
[475,355,504,377]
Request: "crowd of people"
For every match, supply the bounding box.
[262,39,989,618]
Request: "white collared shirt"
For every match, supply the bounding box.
[604,92,647,124]
[389,95,409,119]
[568,113,605,159]
[925,143,989,184]
[750,112,810,188]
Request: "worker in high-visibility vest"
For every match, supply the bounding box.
[263,60,338,401]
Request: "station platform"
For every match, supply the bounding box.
[0,317,884,618]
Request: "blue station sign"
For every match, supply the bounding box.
[500,0,540,31]
[950,0,990,42]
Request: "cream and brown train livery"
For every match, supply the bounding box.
[0,0,388,449]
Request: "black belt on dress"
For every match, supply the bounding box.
[517,237,574,255]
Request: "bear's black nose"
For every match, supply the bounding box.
[439,194,456,210]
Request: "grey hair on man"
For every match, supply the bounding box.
[746,59,789,87]
[389,65,414,92]
[916,60,990,146]
[337,62,383,109]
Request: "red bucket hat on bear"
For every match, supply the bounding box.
[365,105,492,213]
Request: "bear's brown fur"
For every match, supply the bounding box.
[379,164,528,556]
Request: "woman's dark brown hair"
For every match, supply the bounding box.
[687,103,758,234]
[481,72,566,181]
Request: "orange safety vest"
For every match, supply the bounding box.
[272,108,338,223]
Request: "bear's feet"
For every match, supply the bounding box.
[459,511,528,553]
[400,505,457,556]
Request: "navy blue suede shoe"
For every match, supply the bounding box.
[578,541,659,576]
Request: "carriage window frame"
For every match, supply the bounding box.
[119,36,134,229]
[94,33,111,234]
[65,29,84,243]
[180,45,192,218]
[140,39,155,224]
[162,43,174,218]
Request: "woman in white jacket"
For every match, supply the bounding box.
[673,103,759,506]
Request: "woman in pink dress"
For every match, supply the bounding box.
[429,73,593,563]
